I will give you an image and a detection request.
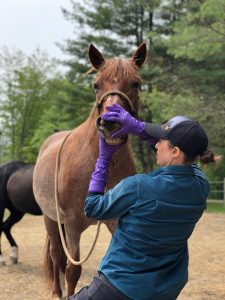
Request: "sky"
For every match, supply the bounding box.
[0,0,75,60]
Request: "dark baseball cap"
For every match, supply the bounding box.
[144,116,208,158]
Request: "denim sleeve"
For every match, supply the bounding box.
[84,176,138,220]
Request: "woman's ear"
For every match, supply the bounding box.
[172,147,181,158]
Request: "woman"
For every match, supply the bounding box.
[69,104,214,300]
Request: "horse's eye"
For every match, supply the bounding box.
[93,82,100,93]
[131,81,141,90]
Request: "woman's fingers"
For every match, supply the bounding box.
[102,112,120,122]
[106,104,124,112]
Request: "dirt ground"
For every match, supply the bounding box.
[0,212,225,300]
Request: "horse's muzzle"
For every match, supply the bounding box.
[96,116,126,145]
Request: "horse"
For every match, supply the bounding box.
[33,43,147,299]
[0,160,42,265]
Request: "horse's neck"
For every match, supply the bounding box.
[82,107,98,138]
[74,107,99,153]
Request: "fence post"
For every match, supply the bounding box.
[224,178,225,207]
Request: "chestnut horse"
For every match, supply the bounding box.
[33,43,147,299]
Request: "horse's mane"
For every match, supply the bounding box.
[97,58,141,82]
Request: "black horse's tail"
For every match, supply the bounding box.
[0,161,16,205]
[0,165,9,204]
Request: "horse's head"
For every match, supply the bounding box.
[88,43,147,145]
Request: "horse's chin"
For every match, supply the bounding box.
[96,116,126,145]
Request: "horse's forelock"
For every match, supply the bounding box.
[97,58,141,82]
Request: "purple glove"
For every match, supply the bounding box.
[101,104,145,138]
[88,134,124,193]
[101,104,158,145]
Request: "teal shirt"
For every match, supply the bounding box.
[84,165,210,300]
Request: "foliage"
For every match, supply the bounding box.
[30,76,94,154]
[168,0,225,61]
[206,202,225,213]
[0,48,58,162]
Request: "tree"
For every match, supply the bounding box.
[168,0,225,61]
[166,0,225,148]
[59,0,225,174]
[0,48,59,162]
[60,0,162,76]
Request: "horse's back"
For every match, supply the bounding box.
[7,164,42,215]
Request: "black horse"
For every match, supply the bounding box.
[0,160,42,265]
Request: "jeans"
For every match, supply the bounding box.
[68,272,131,300]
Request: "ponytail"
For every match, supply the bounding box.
[199,149,215,164]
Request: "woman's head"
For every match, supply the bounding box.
[145,116,215,166]
[155,139,183,166]
[155,139,215,166]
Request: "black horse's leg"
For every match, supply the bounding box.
[0,205,5,266]
[3,209,24,263]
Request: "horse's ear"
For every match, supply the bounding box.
[88,44,105,70]
[132,43,147,68]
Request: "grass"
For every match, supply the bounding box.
[206,201,225,213]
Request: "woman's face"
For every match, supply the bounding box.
[155,139,177,166]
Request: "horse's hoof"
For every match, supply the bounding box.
[10,256,18,264]
[10,246,18,264]
[0,255,6,266]
[0,260,6,266]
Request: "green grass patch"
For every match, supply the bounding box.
[206,201,225,213]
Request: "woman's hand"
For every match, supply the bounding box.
[101,104,145,138]
[88,134,126,193]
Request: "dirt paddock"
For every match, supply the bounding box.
[0,212,225,300]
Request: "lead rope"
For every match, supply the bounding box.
[54,130,101,265]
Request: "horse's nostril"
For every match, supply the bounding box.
[96,116,113,128]
[100,119,107,126]
[96,116,101,127]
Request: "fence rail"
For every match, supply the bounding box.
[208,179,225,207]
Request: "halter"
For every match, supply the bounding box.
[96,90,135,116]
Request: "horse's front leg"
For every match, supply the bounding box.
[64,221,84,297]
[44,215,66,300]
[66,259,82,297]
[50,242,65,300]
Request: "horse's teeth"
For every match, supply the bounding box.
[106,137,125,145]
